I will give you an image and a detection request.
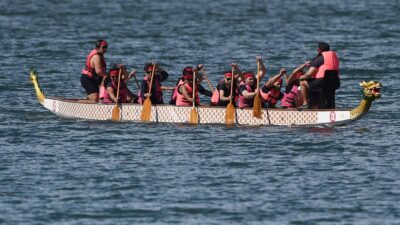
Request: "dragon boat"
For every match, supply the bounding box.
[30,68,382,126]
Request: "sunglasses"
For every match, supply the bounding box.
[226,78,232,81]
[101,45,108,49]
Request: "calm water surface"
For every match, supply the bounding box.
[1,0,400,224]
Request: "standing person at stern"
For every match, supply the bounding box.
[299,42,340,109]
[81,39,109,103]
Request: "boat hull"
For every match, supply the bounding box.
[42,98,351,126]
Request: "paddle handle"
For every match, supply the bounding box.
[133,75,140,90]
[147,64,156,95]
[193,70,196,108]
[229,65,234,103]
[257,60,260,90]
[115,69,122,104]
[201,68,215,93]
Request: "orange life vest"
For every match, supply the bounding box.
[315,51,339,79]
[260,88,281,107]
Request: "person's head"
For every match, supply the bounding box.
[224,72,233,85]
[182,66,194,85]
[143,63,156,78]
[95,39,108,54]
[317,42,330,54]
[109,67,119,82]
[243,72,255,86]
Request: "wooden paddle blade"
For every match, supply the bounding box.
[111,106,120,121]
[189,108,199,125]
[253,94,262,118]
[225,102,235,125]
[140,98,152,121]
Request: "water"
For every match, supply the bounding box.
[1,0,400,224]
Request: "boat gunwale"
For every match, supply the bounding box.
[45,96,353,112]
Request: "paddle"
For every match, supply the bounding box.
[129,70,141,90]
[253,60,262,118]
[132,75,141,92]
[111,69,122,121]
[201,68,215,93]
[189,69,199,124]
[225,65,235,125]
[140,64,156,121]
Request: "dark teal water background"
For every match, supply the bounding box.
[1,0,400,224]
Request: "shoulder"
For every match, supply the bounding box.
[311,55,324,68]
[239,84,248,93]
[178,83,186,93]
[262,85,271,93]
[217,82,226,90]
[90,53,101,63]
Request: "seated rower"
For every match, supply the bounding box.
[138,62,169,105]
[102,65,137,103]
[210,63,242,106]
[238,57,266,108]
[99,63,130,102]
[260,69,285,108]
[280,62,309,108]
[176,66,201,106]
[169,64,212,105]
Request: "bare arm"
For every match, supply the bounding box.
[232,63,244,82]
[256,57,266,80]
[219,89,232,101]
[265,68,286,88]
[106,86,118,103]
[91,54,108,77]
[300,66,318,80]
[287,62,309,85]
[242,89,258,99]
[179,85,194,102]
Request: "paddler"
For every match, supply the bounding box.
[138,63,169,105]
[169,64,212,105]
[238,57,266,108]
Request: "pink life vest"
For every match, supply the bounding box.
[170,79,184,104]
[102,81,128,103]
[81,49,106,78]
[99,85,106,100]
[281,85,300,108]
[260,87,281,107]
[176,83,199,106]
[210,89,220,106]
[315,51,339,79]
[238,82,254,109]
[210,80,224,106]
[137,76,163,104]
